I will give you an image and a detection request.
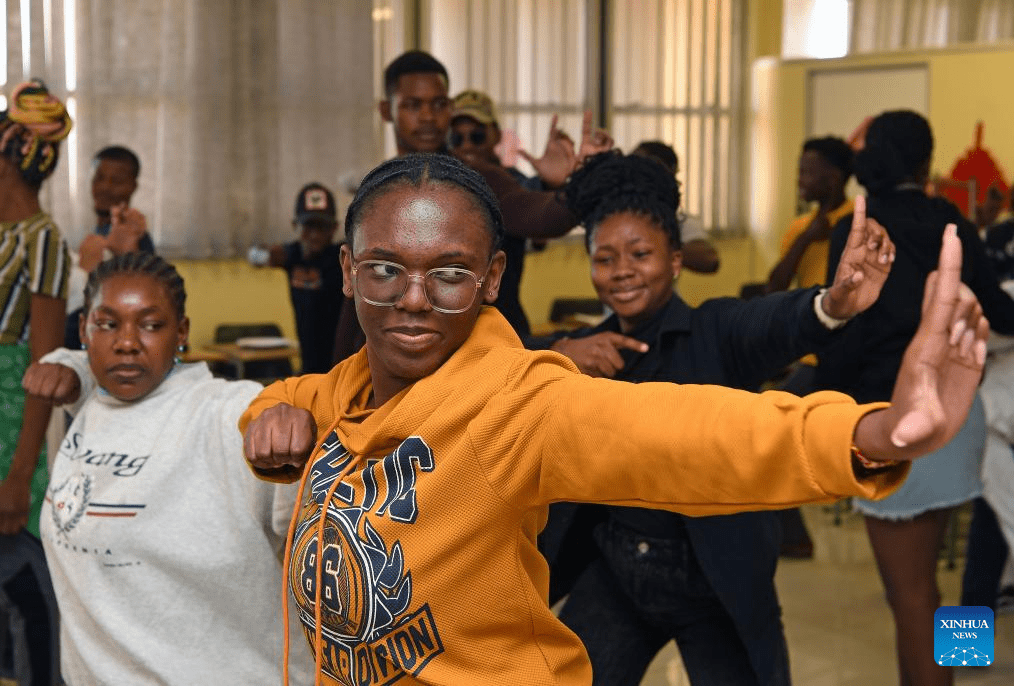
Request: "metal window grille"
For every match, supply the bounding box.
[417,0,745,234]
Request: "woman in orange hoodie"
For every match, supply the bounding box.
[241,153,987,686]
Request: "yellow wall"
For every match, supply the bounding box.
[755,43,1014,266]
[174,259,298,350]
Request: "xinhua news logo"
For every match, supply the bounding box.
[934,606,994,667]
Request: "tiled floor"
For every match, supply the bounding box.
[638,504,1014,685]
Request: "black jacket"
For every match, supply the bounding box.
[531,285,838,686]
[817,190,1014,403]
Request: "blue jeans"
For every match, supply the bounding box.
[558,520,766,686]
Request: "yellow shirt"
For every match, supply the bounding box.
[241,307,903,685]
[779,199,856,289]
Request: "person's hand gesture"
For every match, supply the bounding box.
[108,204,147,256]
[518,115,576,188]
[243,402,317,474]
[822,196,895,320]
[853,225,989,461]
[23,362,82,406]
[551,332,648,378]
[803,210,833,242]
[78,233,109,272]
[576,110,613,164]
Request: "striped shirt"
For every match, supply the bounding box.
[0,211,69,345]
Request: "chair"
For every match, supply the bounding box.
[548,298,605,323]
[212,323,293,382]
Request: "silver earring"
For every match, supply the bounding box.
[177,345,186,352]
[81,343,87,350]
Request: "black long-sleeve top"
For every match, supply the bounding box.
[528,285,839,686]
[816,189,1014,404]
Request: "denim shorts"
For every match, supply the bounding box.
[854,393,985,520]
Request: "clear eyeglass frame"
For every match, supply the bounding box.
[350,258,488,314]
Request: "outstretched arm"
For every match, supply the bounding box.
[854,224,989,461]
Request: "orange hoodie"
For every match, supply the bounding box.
[240,307,905,685]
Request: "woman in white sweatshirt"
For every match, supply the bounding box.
[23,252,310,685]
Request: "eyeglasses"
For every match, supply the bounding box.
[449,129,487,148]
[350,259,488,314]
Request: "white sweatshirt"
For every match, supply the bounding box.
[39,350,310,685]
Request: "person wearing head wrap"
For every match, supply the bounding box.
[0,78,71,686]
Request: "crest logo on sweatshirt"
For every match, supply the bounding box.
[48,472,91,534]
[290,433,442,685]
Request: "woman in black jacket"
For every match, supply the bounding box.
[537,151,896,686]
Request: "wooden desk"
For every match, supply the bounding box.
[180,348,231,365]
[204,342,300,379]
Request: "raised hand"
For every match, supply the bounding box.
[108,204,147,256]
[78,233,110,272]
[23,361,82,406]
[243,402,317,474]
[853,225,989,461]
[551,332,648,378]
[576,110,613,164]
[822,196,895,320]
[803,210,833,242]
[518,114,576,188]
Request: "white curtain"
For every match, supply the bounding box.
[850,0,1014,53]
[15,0,380,258]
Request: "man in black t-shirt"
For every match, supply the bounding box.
[249,183,343,374]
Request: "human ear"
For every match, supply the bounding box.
[379,99,393,123]
[78,311,88,348]
[671,250,683,281]
[482,250,508,304]
[340,243,354,298]
[176,316,191,351]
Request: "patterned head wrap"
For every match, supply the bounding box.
[0,79,73,185]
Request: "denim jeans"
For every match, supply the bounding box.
[558,520,764,686]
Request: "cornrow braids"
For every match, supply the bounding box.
[855,110,933,197]
[345,153,505,256]
[84,253,187,322]
[563,151,682,251]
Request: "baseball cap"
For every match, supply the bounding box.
[294,182,337,224]
[452,90,499,126]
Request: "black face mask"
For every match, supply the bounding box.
[449,129,487,148]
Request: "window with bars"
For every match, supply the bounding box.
[415,0,745,234]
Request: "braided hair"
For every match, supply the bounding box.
[854,110,933,196]
[345,153,505,256]
[563,150,682,251]
[0,79,73,188]
[84,253,187,322]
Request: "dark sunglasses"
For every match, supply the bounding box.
[449,129,487,148]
